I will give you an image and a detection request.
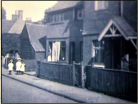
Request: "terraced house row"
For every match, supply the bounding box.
[2,1,137,102]
[20,1,137,71]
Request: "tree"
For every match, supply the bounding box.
[2,34,20,56]
[2,7,6,19]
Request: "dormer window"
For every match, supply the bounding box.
[61,14,64,21]
[52,13,64,23]
[77,9,83,20]
[52,15,56,23]
[95,1,108,11]
[56,14,59,22]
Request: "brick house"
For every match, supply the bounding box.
[44,1,84,64]
[82,1,137,72]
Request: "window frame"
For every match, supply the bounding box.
[92,40,104,64]
[95,1,108,11]
[48,41,66,62]
[77,9,83,20]
[52,13,64,23]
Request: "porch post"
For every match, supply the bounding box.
[72,61,75,86]
[81,61,85,88]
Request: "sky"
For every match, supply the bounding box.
[2,1,58,22]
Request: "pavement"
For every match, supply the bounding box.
[2,67,134,103]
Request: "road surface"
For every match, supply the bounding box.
[2,75,78,103]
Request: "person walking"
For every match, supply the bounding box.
[8,60,14,75]
[21,61,26,74]
[16,59,22,75]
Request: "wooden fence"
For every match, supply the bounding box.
[85,66,137,102]
[37,61,73,85]
[73,62,85,88]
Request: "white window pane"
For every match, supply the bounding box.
[95,1,98,10]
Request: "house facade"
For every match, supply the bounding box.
[44,1,84,64]
[82,1,137,72]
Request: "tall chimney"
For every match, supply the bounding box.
[12,14,18,21]
[18,10,23,19]
[15,10,18,15]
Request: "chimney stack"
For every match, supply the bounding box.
[12,14,18,21]
[25,18,32,23]
[18,10,23,19]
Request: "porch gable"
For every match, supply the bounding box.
[98,16,137,41]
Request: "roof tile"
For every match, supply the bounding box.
[46,1,83,12]
[26,23,47,52]
[2,19,16,33]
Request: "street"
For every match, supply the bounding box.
[2,75,77,103]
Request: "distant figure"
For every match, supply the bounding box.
[48,47,52,62]
[121,54,129,71]
[16,59,22,75]
[8,60,14,75]
[21,61,26,74]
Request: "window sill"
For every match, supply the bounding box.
[50,21,64,25]
[94,8,108,12]
[92,63,105,68]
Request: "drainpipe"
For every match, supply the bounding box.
[72,8,75,20]
[120,1,123,17]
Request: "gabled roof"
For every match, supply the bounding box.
[46,20,70,38]
[26,23,47,52]
[31,41,45,52]
[8,17,25,34]
[2,19,16,33]
[46,1,83,13]
[98,16,137,41]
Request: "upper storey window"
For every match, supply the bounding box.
[77,9,83,19]
[95,1,108,11]
[52,13,64,23]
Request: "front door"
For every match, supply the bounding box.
[103,37,121,69]
[69,42,75,64]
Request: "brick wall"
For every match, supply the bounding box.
[123,1,137,31]
[83,35,98,68]
[82,1,137,67]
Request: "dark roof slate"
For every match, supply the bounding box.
[26,23,47,52]
[46,1,83,12]
[82,19,109,35]
[46,20,70,38]
[113,16,137,38]
[83,16,137,39]
[31,41,45,52]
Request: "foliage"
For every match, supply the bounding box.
[2,7,6,19]
[2,33,21,56]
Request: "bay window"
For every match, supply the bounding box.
[48,41,66,61]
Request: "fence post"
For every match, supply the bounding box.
[81,61,85,88]
[36,61,40,77]
[73,61,75,86]
[5,58,7,69]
